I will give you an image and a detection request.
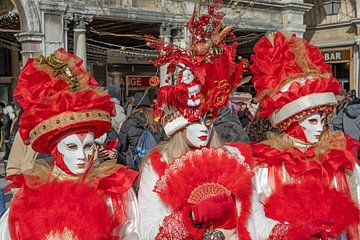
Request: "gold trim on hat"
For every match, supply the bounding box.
[29,110,111,143]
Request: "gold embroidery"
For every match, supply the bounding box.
[29,110,111,143]
[44,227,78,240]
[263,131,346,155]
[188,182,231,204]
[51,165,81,182]
[37,54,80,92]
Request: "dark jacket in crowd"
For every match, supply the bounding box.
[333,99,360,141]
[118,108,164,169]
[118,92,164,169]
[214,107,249,143]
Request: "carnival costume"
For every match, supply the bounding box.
[250,31,360,239]
[0,48,139,240]
[138,1,278,239]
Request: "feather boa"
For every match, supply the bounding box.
[8,180,115,240]
[264,180,360,237]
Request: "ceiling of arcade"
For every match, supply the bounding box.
[0,0,20,51]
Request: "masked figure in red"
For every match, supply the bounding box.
[250,31,360,239]
[0,49,139,240]
[138,1,283,239]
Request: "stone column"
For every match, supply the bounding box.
[353,19,360,96]
[16,31,43,64]
[10,47,20,88]
[281,0,313,37]
[63,13,73,52]
[159,22,172,87]
[354,41,360,96]
[73,14,92,68]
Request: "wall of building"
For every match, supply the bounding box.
[304,0,360,95]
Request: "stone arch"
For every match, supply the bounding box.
[10,0,41,32]
[10,0,43,62]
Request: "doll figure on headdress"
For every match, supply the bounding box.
[138,1,280,239]
[250,31,360,239]
[0,48,139,240]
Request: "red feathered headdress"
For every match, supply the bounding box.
[146,1,243,136]
[250,31,342,130]
[8,180,114,240]
[14,48,115,153]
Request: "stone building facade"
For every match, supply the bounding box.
[1,0,313,102]
[304,0,360,95]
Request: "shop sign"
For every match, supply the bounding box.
[126,75,151,87]
[322,49,350,62]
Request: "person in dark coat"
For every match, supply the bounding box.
[118,92,164,169]
[214,107,249,143]
[333,98,360,141]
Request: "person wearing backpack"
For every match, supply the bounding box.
[118,92,164,170]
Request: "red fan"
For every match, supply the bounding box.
[264,180,360,236]
[154,147,254,239]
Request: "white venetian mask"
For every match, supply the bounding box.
[299,112,325,144]
[185,120,212,148]
[57,132,95,175]
[181,68,195,84]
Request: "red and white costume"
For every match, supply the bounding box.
[250,32,360,239]
[138,1,278,239]
[0,49,140,239]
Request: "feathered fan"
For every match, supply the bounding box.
[264,180,360,236]
[154,147,254,239]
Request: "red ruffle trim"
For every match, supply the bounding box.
[258,77,341,118]
[250,32,333,98]
[251,133,358,187]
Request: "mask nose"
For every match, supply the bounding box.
[77,148,86,160]
[314,121,324,133]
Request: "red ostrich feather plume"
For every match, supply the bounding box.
[154,147,254,239]
[264,180,360,236]
[8,180,114,240]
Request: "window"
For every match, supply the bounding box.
[331,62,350,91]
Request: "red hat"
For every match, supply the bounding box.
[147,1,244,136]
[14,48,115,153]
[250,31,341,130]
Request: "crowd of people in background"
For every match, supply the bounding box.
[0,0,359,237]
[1,88,359,174]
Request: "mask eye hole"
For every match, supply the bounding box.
[65,143,78,150]
[204,117,214,127]
[308,119,319,125]
[84,143,94,151]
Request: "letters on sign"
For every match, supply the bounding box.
[322,49,351,62]
[125,75,151,87]
[324,52,341,61]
